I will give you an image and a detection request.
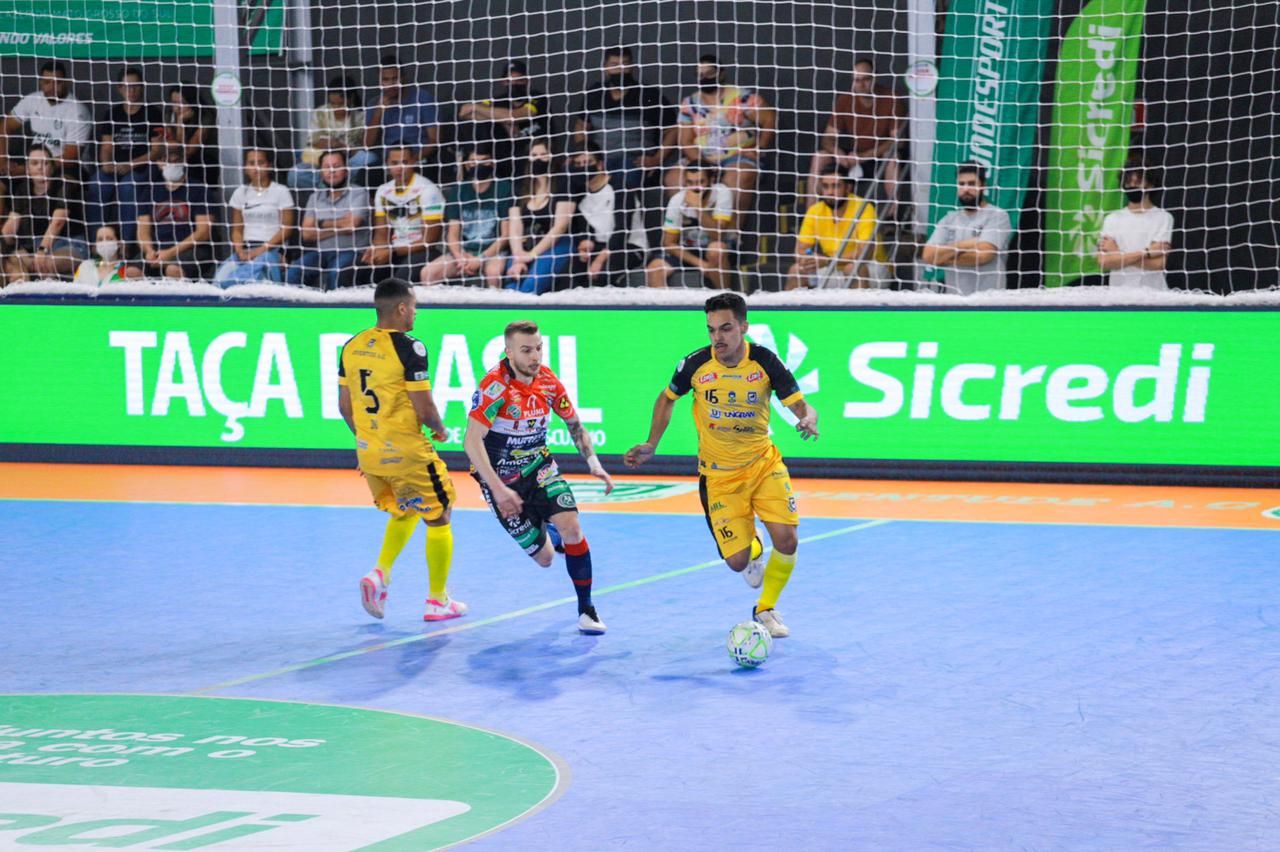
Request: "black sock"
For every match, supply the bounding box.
[563,538,593,614]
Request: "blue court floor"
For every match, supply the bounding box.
[3,497,1279,849]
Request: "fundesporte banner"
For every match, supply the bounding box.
[0,304,1275,468]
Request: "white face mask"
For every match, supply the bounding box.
[162,163,185,183]
[96,240,119,261]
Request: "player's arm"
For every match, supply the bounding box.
[624,390,677,468]
[564,414,613,494]
[463,417,523,518]
[337,384,356,435]
[787,397,819,441]
[760,346,818,440]
[408,390,446,442]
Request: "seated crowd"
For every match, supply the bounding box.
[0,52,1174,293]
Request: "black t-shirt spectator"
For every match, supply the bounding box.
[98,104,163,166]
[485,83,550,142]
[576,82,675,163]
[142,178,209,247]
[11,177,81,246]
[515,190,566,253]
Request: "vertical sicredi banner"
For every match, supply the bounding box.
[929,0,1053,231]
[1044,0,1146,287]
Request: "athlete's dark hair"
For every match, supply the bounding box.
[504,320,540,340]
[374,278,413,315]
[705,292,747,322]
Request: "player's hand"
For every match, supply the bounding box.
[623,442,655,468]
[795,412,820,441]
[589,460,614,494]
[429,425,448,442]
[494,484,523,519]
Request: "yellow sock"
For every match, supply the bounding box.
[425,523,454,601]
[756,549,797,611]
[749,536,764,561]
[376,515,419,581]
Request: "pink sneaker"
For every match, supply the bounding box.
[360,569,388,619]
[423,596,469,622]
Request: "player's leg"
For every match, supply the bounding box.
[749,457,802,637]
[475,473,551,565]
[358,472,415,619]
[699,474,757,573]
[413,457,465,621]
[530,472,604,633]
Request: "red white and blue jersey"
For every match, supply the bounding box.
[469,359,577,483]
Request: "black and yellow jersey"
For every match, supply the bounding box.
[338,328,435,468]
[665,342,803,478]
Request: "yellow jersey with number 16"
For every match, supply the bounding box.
[338,327,436,471]
[664,342,803,479]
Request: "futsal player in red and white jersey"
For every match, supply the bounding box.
[463,320,614,634]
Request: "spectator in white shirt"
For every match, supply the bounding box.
[362,145,445,283]
[212,149,295,287]
[646,163,734,288]
[2,60,93,178]
[287,76,375,190]
[1096,160,1174,290]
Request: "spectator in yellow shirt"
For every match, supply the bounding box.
[786,166,877,289]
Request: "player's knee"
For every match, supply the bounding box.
[771,527,798,556]
[554,515,583,544]
[532,547,554,568]
[725,549,750,571]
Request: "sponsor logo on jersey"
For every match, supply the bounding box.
[506,404,522,418]
[412,340,427,356]
[727,390,737,403]
[483,382,505,399]
[556,396,571,411]
[746,370,763,382]
[556,492,576,509]
[366,338,378,348]
[412,371,428,381]
[709,409,721,419]
[721,410,756,419]
[747,391,758,404]
[696,372,718,385]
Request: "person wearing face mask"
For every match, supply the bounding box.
[458,60,549,180]
[647,162,735,288]
[504,141,575,294]
[136,145,215,280]
[1096,160,1174,290]
[421,142,512,287]
[74,224,141,285]
[573,46,679,256]
[786,166,879,290]
[566,143,634,286]
[158,84,218,189]
[921,161,1012,294]
[667,53,776,217]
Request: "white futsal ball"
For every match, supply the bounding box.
[727,620,773,668]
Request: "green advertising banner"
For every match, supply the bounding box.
[0,305,1277,468]
[0,0,284,57]
[929,0,1053,232]
[1044,0,1146,287]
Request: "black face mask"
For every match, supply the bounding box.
[530,159,551,176]
[697,77,719,93]
[1123,186,1146,203]
[957,191,981,208]
[471,163,495,181]
[568,171,592,194]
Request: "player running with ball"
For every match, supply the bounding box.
[624,293,819,637]
[464,320,614,634]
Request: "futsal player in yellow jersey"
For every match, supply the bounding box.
[338,277,465,622]
[625,293,819,637]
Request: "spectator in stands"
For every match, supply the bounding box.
[287,149,369,291]
[807,57,904,211]
[1096,160,1174,290]
[646,162,734,288]
[566,143,630,286]
[504,140,575,294]
[1,144,86,283]
[365,55,439,180]
[288,76,373,190]
[136,145,214,280]
[921,162,1011,293]
[161,84,219,189]
[421,142,511,287]
[573,46,678,251]
[73,224,142,285]
[1,60,92,179]
[86,65,161,236]
[361,145,445,283]
[786,166,878,290]
[667,53,775,215]
[213,149,295,287]
[458,60,549,179]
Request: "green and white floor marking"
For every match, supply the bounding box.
[0,694,566,850]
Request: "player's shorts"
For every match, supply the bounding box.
[698,447,798,559]
[474,459,578,556]
[362,454,455,521]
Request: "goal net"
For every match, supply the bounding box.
[0,0,1275,294]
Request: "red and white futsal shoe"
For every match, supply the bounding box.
[423,596,469,622]
[359,568,388,619]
